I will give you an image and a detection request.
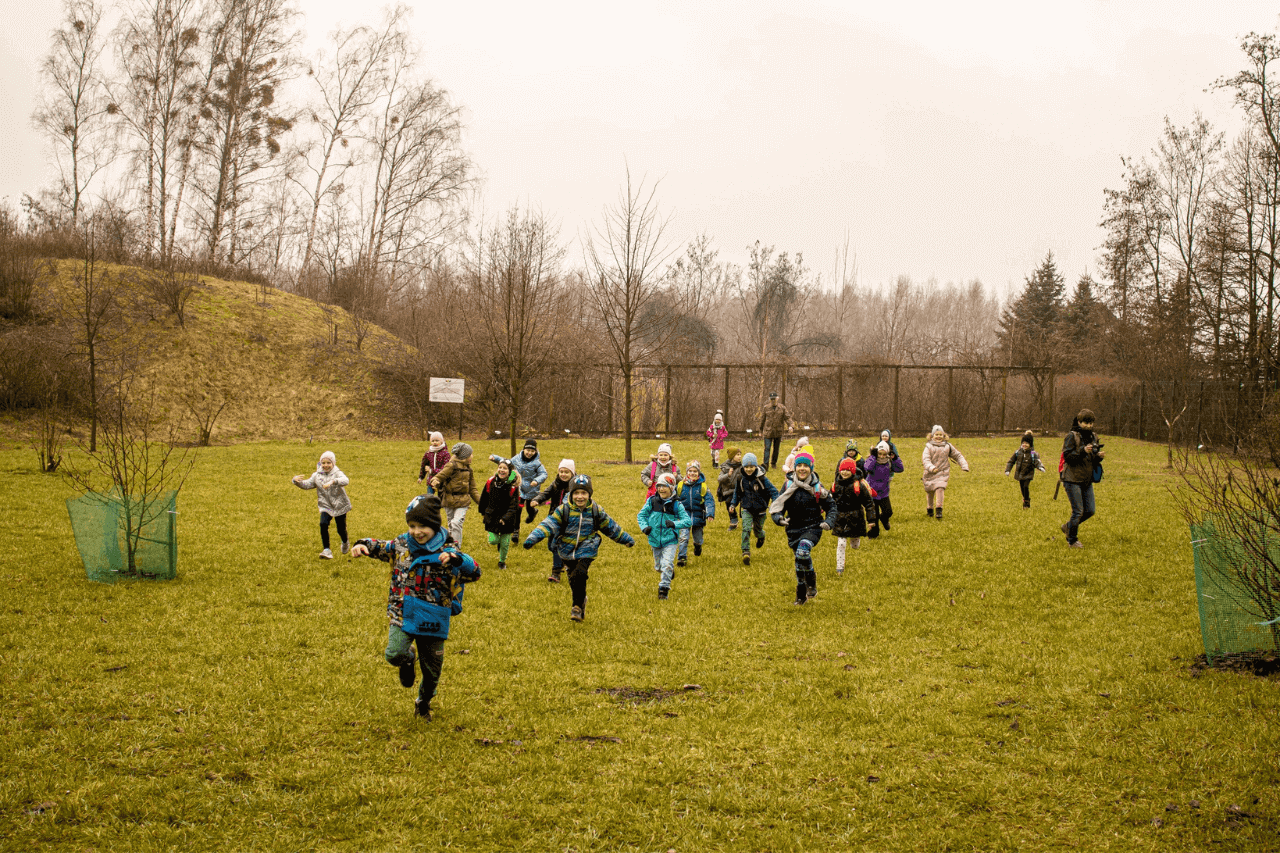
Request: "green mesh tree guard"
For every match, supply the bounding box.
[66,491,177,584]
[1191,518,1280,661]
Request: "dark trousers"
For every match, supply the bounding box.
[320,512,347,549]
[1018,480,1031,502]
[763,436,783,470]
[564,558,593,610]
[873,497,893,528]
[386,626,445,705]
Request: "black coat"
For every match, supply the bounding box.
[479,476,522,534]
[831,476,878,538]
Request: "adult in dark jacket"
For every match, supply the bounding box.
[757,392,794,471]
[1060,409,1105,548]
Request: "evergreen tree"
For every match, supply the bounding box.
[997,251,1065,366]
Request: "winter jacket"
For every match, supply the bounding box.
[758,402,793,437]
[731,469,780,515]
[717,460,742,503]
[418,446,451,481]
[502,450,547,501]
[640,457,680,497]
[832,476,878,538]
[862,455,904,497]
[479,475,522,535]
[294,466,352,517]
[533,475,574,512]
[431,458,481,509]
[706,423,728,450]
[356,528,481,632]
[1005,448,1046,482]
[770,482,836,549]
[1061,422,1100,484]
[675,475,716,527]
[524,501,634,560]
[922,440,969,490]
[637,493,693,548]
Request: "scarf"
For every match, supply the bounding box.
[769,470,823,516]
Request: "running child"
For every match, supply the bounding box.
[495,439,547,524]
[717,447,744,530]
[523,474,635,622]
[430,443,480,545]
[292,450,352,559]
[780,436,811,479]
[728,452,779,565]
[417,432,451,488]
[350,494,481,720]
[922,425,969,520]
[529,459,576,582]
[706,411,728,467]
[674,460,716,567]
[478,459,522,570]
[640,442,680,497]
[862,441,904,530]
[1004,431,1046,509]
[831,457,878,574]
[835,439,862,481]
[638,473,693,600]
[769,449,836,605]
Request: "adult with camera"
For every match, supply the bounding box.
[1060,408,1105,549]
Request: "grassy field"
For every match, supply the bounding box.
[1,434,1277,852]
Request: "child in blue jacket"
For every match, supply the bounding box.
[523,475,634,622]
[769,450,836,606]
[674,460,716,567]
[350,494,481,720]
[728,452,779,566]
[638,473,693,600]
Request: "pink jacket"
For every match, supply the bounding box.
[706,423,728,450]
[921,440,968,491]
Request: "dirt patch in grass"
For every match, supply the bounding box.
[596,684,702,704]
[1188,651,1280,678]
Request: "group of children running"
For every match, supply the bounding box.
[290,422,1055,720]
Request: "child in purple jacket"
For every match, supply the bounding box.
[862,441,904,530]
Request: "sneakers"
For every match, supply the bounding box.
[1061,522,1071,537]
[414,698,432,720]
[926,508,934,518]
[794,595,806,606]
[399,653,417,688]
[807,586,817,600]
[547,571,561,583]
[755,535,765,549]
[728,523,738,531]
[658,587,669,600]
[1069,540,1084,549]
[742,553,751,566]
[320,548,334,559]
[881,518,891,531]
[677,557,687,568]
[693,543,702,557]
[497,562,506,570]
[341,541,350,555]
[935,508,943,521]
[570,605,584,622]
[1022,499,1030,509]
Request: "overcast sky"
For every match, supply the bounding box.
[3,1,1279,297]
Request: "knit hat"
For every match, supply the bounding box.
[1021,430,1035,449]
[318,451,336,467]
[875,441,891,455]
[656,473,677,490]
[558,459,576,474]
[429,431,444,444]
[742,452,759,468]
[931,425,946,437]
[726,446,741,461]
[793,451,815,470]
[657,442,673,456]
[452,442,473,460]
[523,438,538,452]
[405,494,443,533]
[838,457,860,475]
[714,410,724,422]
[686,460,702,472]
[845,439,858,455]
[880,429,891,441]
[569,474,593,498]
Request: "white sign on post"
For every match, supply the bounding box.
[429,377,465,404]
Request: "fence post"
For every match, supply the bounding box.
[723,366,730,427]
[893,366,901,433]
[781,367,788,406]
[664,365,672,434]
[1138,382,1145,440]
[836,365,844,433]
[947,367,955,433]
[1000,369,1008,432]
[606,369,613,434]
[1047,370,1055,432]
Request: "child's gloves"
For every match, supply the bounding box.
[867,525,879,539]
[820,521,831,530]
[522,539,535,550]
[1005,471,1010,476]
[640,526,652,535]
[626,540,635,548]
[771,512,786,526]
[664,520,676,529]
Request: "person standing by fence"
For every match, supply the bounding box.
[758,392,794,472]
[1060,409,1105,549]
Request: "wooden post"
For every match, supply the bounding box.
[1047,370,1055,432]
[664,365,672,434]
[781,367,788,405]
[947,367,955,433]
[1000,369,1008,432]
[723,366,731,427]
[836,365,844,433]
[1138,382,1145,440]
[893,366,901,433]
[606,370,613,434]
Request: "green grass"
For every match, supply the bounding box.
[1,435,1277,851]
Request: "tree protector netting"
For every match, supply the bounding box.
[1190,518,1280,661]
[66,491,177,584]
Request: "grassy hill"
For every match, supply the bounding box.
[1,264,410,450]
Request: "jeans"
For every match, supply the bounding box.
[1062,481,1095,543]
[320,512,347,550]
[445,506,468,546]
[651,543,677,588]
[763,437,782,470]
[677,525,704,559]
[739,511,766,553]
[385,623,445,705]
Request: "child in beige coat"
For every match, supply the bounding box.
[921,425,968,520]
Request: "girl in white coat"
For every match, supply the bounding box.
[293,450,353,557]
[921,425,968,520]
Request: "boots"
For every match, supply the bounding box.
[935,507,943,521]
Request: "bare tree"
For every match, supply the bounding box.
[32,0,116,228]
[584,169,698,461]
[65,236,127,451]
[464,207,566,455]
